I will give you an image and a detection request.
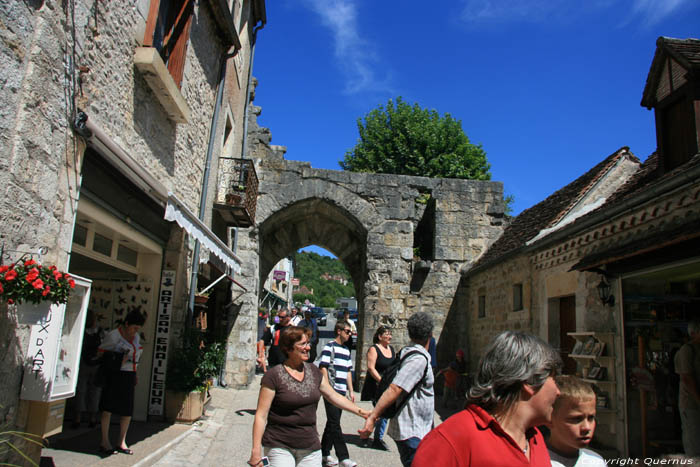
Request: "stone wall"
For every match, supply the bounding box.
[232,113,507,377]
[0,1,253,457]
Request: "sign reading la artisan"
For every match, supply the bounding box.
[148,270,176,416]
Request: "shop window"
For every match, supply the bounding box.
[143,0,194,88]
[513,283,523,311]
[117,244,138,267]
[478,295,486,318]
[93,232,113,257]
[73,224,88,247]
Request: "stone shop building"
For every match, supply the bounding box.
[0,0,265,463]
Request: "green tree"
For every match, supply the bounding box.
[340,97,491,180]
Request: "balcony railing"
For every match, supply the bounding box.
[214,157,258,227]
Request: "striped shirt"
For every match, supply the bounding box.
[319,341,352,395]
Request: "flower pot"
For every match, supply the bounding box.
[15,301,54,325]
[194,294,209,305]
[165,390,205,423]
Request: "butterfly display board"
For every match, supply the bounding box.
[90,280,154,330]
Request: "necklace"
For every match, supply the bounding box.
[522,442,528,454]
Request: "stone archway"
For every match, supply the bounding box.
[222,153,506,388]
[258,198,368,293]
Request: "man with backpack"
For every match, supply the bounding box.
[258,309,292,368]
[359,312,435,467]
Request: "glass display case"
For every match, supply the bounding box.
[21,274,92,401]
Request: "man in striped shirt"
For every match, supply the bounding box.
[319,321,356,467]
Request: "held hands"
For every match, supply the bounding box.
[357,408,371,419]
[358,414,376,438]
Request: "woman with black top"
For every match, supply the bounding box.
[360,325,395,450]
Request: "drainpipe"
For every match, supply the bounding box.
[240,18,266,164]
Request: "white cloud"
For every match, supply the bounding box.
[458,0,695,26]
[628,0,693,26]
[300,0,390,95]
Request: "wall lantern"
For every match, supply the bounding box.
[597,277,615,307]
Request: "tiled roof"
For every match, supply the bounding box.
[473,147,634,269]
[641,37,700,108]
[594,151,700,209]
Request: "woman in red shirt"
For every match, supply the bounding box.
[413,331,562,467]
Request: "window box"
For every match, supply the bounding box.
[134,46,191,123]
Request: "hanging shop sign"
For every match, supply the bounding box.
[273,270,286,281]
[148,269,176,416]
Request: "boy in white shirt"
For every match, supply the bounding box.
[547,375,606,467]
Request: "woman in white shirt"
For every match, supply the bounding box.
[98,310,145,456]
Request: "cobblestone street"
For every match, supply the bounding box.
[44,380,456,466]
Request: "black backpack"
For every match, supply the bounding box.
[373,347,429,418]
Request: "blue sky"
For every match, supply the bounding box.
[252,0,700,258]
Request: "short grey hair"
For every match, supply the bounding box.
[688,319,700,336]
[407,312,433,344]
[468,331,562,412]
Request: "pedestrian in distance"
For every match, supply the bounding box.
[290,306,302,326]
[98,309,146,457]
[436,348,467,409]
[359,325,396,450]
[412,330,563,467]
[359,312,435,467]
[257,309,270,373]
[259,309,293,368]
[72,309,103,429]
[674,318,700,457]
[247,326,369,467]
[297,309,319,363]
[319,321,358,467]
[546,375,606,467]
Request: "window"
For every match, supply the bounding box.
[513,283,523,311]
[144,0,194,88]
[478,295,486,318]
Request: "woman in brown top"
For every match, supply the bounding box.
[248,326,369,467]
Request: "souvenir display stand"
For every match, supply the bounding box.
[19,275,92,437]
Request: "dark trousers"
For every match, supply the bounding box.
[321,398,349,460]
[395,437,421,467]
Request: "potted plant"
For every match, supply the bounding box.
[194,290,210,305]
[0,258,76,323]
[165,331,225,423]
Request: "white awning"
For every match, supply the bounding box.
[165,194,242,274]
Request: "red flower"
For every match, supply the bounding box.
[24,259,37,267]
[49,265,56,271]
[26,267,40,282]
[0,283,3,294]
[53,270,63,280]
[0,265,8,273]
[4,270,17,281]
[7,299,13,304]
[64,273,71,280]
[42,286,51,296]
[68,279,76,289]
[32,279,45,290]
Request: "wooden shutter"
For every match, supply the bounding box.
[142,0,193,89]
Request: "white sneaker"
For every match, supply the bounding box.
[323,455,339,466]
[339,459,358,467]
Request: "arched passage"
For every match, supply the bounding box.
[259,197,368,302]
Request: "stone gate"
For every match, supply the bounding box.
[222,111,506,387]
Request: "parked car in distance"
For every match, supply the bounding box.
[310,307,327,326]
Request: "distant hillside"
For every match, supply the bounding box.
[293,251,355,308]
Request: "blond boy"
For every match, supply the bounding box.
[547,375,606,467]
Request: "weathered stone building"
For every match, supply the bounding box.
[458,37,700,458]
[1,0,264,463]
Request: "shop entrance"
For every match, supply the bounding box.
[621,259,700,458]
[67,196,163,422]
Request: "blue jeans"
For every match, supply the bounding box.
[374,417,388,441]
[395,437,421,467]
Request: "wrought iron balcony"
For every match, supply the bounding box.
[214,157,258,227]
